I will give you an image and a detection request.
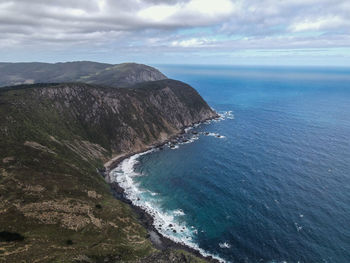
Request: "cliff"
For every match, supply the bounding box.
[0,61,167,88]
[0,79,217,262]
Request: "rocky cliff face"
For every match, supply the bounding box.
[0,61,167,87]
[0,79,216,262]
[32,79,216,155]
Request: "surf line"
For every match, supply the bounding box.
[107,110,234,262]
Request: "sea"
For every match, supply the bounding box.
[110,65,350,263]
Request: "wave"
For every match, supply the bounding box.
[224,111,235,120]
[173,209,185,216]
[204,132,226,139]
[109,111,234,262]
[189,111,234,128]
[169,144,180,149]
[110,150,226,263]
[184,126,194,133]
[209,110,235,122]
[219,242,231,249]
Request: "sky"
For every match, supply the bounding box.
[1,0,350,66]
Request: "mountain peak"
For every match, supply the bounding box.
[0,61,167,88]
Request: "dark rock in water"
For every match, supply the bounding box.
[170,144,175,148]
[137,198,140,201]
[205,132,209,135]
[192,131,198,135]
[173,230,177,233]
[169,224,173,227]
[182,139,188,143]
[159,147,163,150]
[216,135,221,138]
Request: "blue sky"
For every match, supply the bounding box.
[1,0,349,66]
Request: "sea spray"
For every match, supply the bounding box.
[108,119,232,261]
[109,112,233,262]
[110,150,226,262]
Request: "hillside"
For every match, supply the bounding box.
[0,79,217,262]
[0,62,167,88]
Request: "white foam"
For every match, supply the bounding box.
[218,110,235,120]
[180,135,199,144]
[225,111,235,120]
[173,209,185,216]
[184,126,193,133]
[219,242,231,249]
[108,109,233,262]
[148,190,159,196]
[200,110,234,126]
[204,132,226,139]
[168,134,200,149]
[183,109,233,136]
[169,144,180,149]
[110,151,226,263]
[294,222,303,232]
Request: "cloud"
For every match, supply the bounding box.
[290,16,347,32]
[171,38,214,48]
[138,5,181,22]
[0,0,349,64]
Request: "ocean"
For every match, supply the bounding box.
[111,65,350,262]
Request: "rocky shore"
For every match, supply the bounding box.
[104,118,221,263]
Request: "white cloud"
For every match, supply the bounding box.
[138,0,236,25]
[290,16,346,32]
[185,0,235,17]
[138,4,181,22]
[0,0,350,63]
[171,38,213,47]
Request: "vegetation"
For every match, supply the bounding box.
[0,80,215,262]
[0,62,167,88]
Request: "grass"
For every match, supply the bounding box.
[0,82,214,262]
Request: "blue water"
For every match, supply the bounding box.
[126,66,350,262]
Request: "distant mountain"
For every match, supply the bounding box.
[0,61,167,87]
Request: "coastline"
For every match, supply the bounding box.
[104,117,221,263]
